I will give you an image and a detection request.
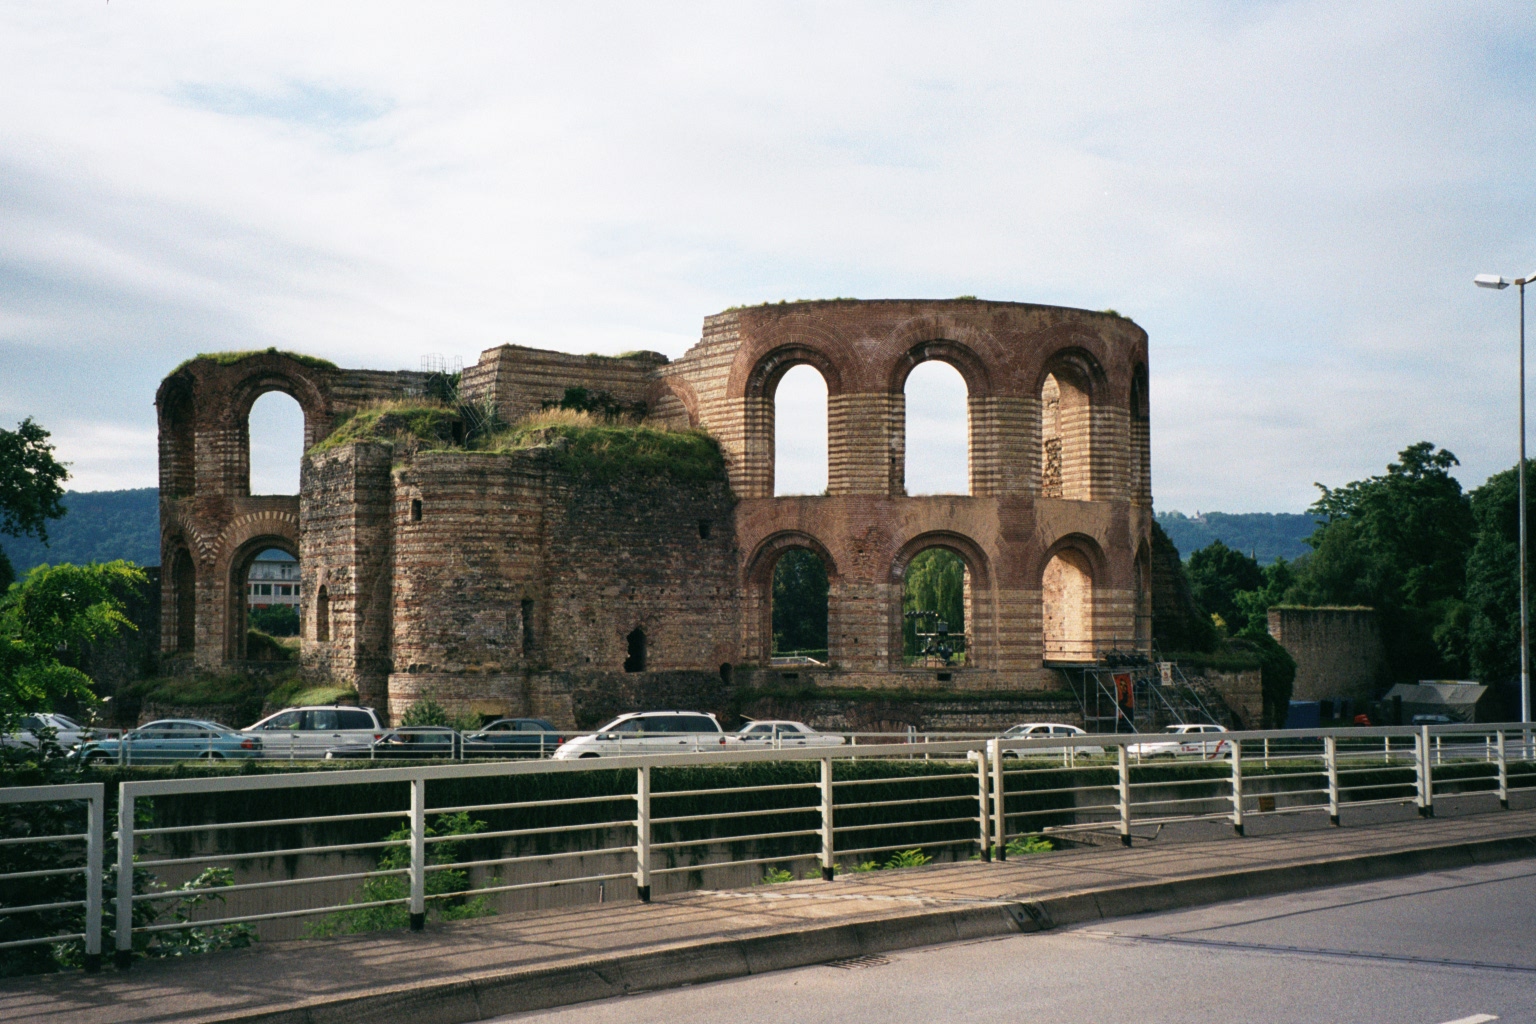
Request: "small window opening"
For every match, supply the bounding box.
[411,498,422,522]
[719,662,733,684]
[315,585,331,643]
[698,519,711,539]
[521,599,535,656]
[624,627,647,673]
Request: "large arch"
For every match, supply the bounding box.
[165,542,197,655]
[889,531,992,671]
[226,371,331,498]
[1039,533,1108,664]
[1036,348,1107,502]
[225,534,300,661]
[744,347,840,500]
[745,531,840,665]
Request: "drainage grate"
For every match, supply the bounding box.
[823,954,892,971]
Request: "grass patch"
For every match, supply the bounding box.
[178,348,337,371]
[307,400,461,455]
[477,410,726,482]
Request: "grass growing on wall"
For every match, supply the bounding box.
[307,400,462,454]
[479,410,726,483]
[178,349,338,371]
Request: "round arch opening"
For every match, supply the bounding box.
[229,540,300,662]
[1042,546,1096,663]
[901,547,969,666]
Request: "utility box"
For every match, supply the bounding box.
[1285,700,1322,730]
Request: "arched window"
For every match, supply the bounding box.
[1042,549,1094,662]
[771,548,828,663]
[1130,364,1150,503]
[624,627,647,672]
[904,361,969,495]
[1040,362,1093,500]
[315,585,331,643]
[773,364,828,496]
[248,391,305,495]
[171,548,196,653]
[902,548,968,666]
[245,548,300,639]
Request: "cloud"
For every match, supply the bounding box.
[0,2,1531,513]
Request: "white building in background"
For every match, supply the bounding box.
[247,550,300,609]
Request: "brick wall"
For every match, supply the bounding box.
[1267,607,1385,703]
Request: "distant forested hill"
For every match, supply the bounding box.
[0,488,160,573]
[1156,510,1318,564]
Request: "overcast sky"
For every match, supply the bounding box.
[2,3,1533,510]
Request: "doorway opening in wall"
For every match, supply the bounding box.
[903,549,968,666]
[170,547,196,654]
[773,364,828,496]
[232,544,301,662]
[771,549,828,666]
[624,628,647,673]
[248,391,304,495]
[904,361,969,495]
[1042,548,1095,663]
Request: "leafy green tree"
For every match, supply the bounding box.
[1187,540,1264,634]
[1231,557,1298,635]
[1291,442,1475,683]
[0,418,68,546]
[902,548,965,659]
[1464,465,1535,685]
[772,548,829,655]
[0,561,147,726]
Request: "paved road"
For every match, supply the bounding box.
[499,859,1536,1024]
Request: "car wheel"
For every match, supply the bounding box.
[1002,751,1018,760]
[197,751,224,760]
[579,752,600,759]
[84,752,112,765]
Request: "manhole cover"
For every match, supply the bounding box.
[824,954,892,970]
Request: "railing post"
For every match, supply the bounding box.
[409,776,426,930]
[1415,726,1434,818]
[635,765,652,900]
[1117,742,1132,847]
[85,785,104,973]
[989,739,1006,860]
[114,786,134,969]
[1324,735,1340,826]
[819,756,835,880]
[1497,729,1509,810]
[972,749,991,862]
[1229,739,1244,836]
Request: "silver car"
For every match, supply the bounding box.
[553,711,730,759]
[736,720,845,748]
[0,712,94,752]
[999,722,1105,758]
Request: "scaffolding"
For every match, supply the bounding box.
[1050,640,1226,733]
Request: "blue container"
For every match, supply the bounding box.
[1285,701,1322,730]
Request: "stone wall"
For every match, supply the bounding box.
[1179,666,1263,729]
[1267,606,1385,704]
[460,345,666,425]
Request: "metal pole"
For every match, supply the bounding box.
[635,765,652,900]
[84,786,104,972]
[114,789,134,969]
[1522,279,1532,744]
[819,756,835,880]
[973,750,991,862]
[1497,729,1509,810]
[1117,742,1132,847]
[1229,738,1244,836]
[409,776,426,930]
[1324,735,1340,827]
[990,739,1006,859]
[1416,726,1434,818]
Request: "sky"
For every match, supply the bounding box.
[1,2,1533,510]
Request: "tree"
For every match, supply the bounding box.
[772,549,829,655]
[1464,465,1535,687]
[1291,442,1475,683]
[1187,540,1264,634]
[1148,521,1218,653]
[0,561,146,726]
[902,549,965,659]
[0,418,69,546]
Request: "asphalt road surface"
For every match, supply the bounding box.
[498,858,1536,1024]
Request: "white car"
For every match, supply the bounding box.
[1126,723,1231,759]
[244,705,385,758]
[998,722,1104,758]
[736,720,845,748]
[552,711,731,759]
[0,712,94,751]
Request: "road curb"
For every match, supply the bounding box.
[192,830,1536,1024]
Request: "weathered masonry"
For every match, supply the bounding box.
[157,300,1153,726]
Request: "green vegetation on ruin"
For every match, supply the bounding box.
[177,348,338,372]
[121,670,357,727]
[306,401,462,455]
[479,409,726,483]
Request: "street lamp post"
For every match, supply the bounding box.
[1476,271,1536,739]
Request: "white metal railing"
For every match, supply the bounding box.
[0,782,105,972]
[1,723,1533,970]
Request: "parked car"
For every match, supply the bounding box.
[244,705,384,758]
[736,720,845,748]
[1410,714,1455,726]
[324,725,460,760]
[552,711,730,759]
[1126,723,1231,759]
[999,722,1104,757]
[462,718,564,758]
[0,712,95,752]
[72,719,263,764]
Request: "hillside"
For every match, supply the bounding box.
[1156,510,1318,564]
[0,488,160,573]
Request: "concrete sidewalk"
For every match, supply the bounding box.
[5,804,1536,1024]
